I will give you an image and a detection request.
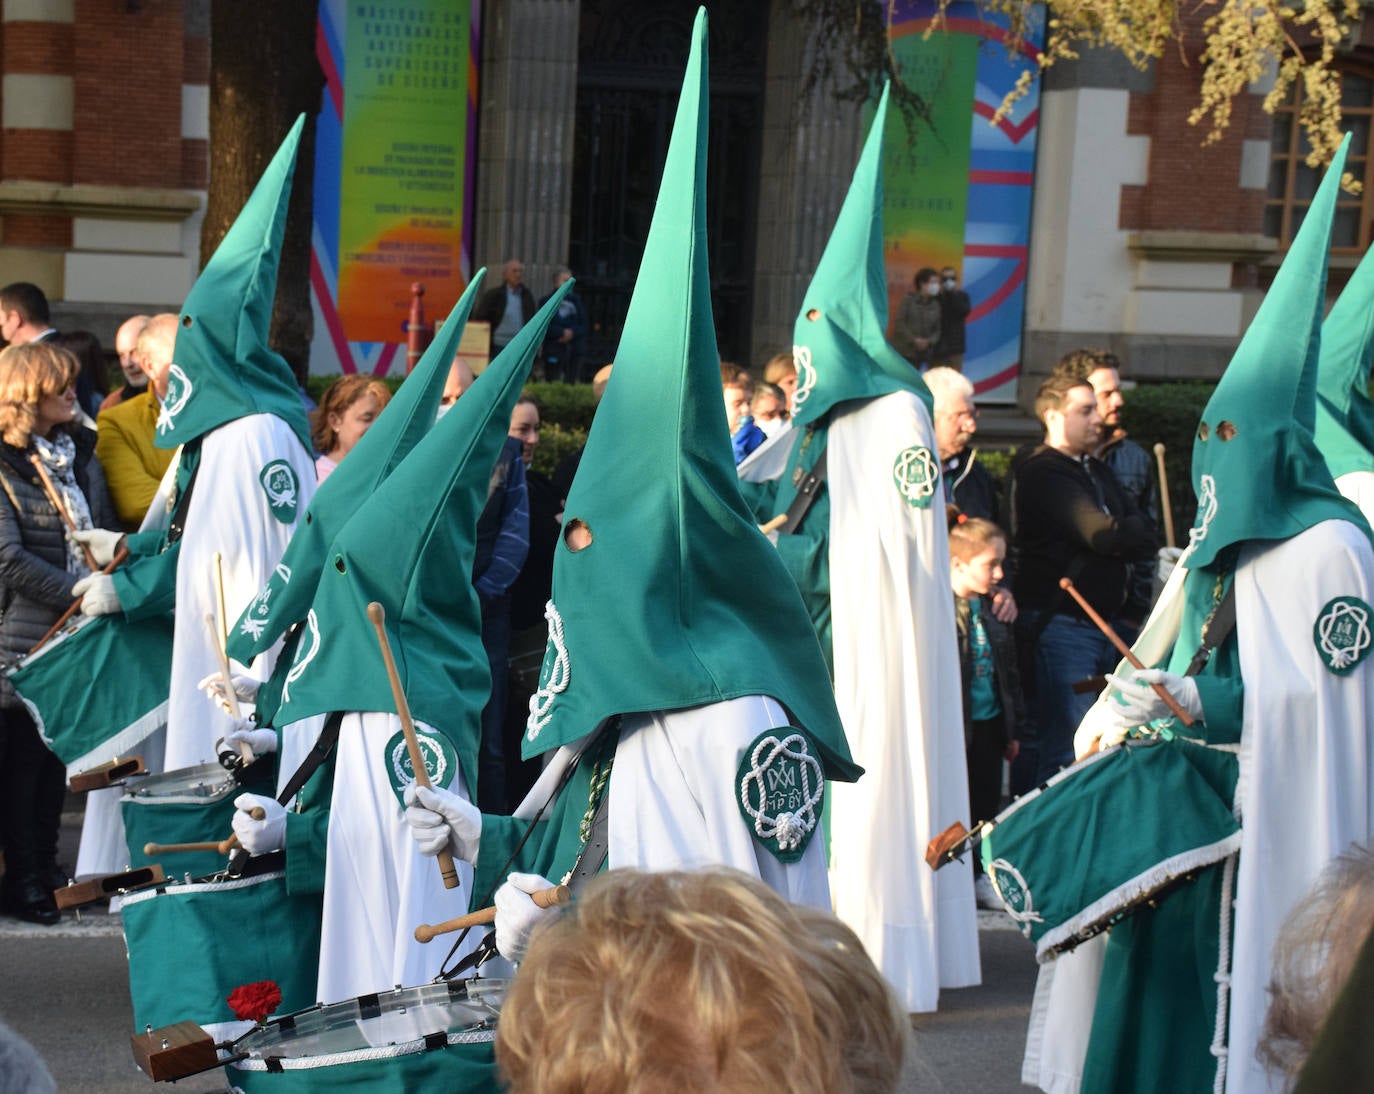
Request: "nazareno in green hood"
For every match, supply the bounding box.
[1315,238,1374,479]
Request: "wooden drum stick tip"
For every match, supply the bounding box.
[366,602,385,625]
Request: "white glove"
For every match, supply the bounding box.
[231,793,287,855]
[73,573,121,616]
[218,719,277,758]
[196,672,260,716]
[1074,700,1127,759]
[494,872,559,961]
[70,528,124,567]
[403,783,482,863]
[1104,669,1203,727]
[1155,546,1185,597]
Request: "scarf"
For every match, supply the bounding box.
[32,432,93,574]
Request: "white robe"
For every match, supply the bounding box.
[1024,520,1374,1094]
[1335,469,1374,525]
[826,391,980,1012]
[316,712,476,1005]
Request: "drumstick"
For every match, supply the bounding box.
[205,614,253,764]
[212,552,228,647]
[759,514,788,536]
[29,544,129,655]
[29,453,99,570]
[414,884,571,943]
[1058,577,1194,727]
[367,601,460,890]
[1153,443,1176,549]
[144,805,267,857]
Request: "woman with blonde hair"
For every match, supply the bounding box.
[310,374,392,482]
[0,341,114,925]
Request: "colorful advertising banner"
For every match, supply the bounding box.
[310,0,479,375]
[882,2,1043,401]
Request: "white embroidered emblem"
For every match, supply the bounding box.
[987,858,1044,938]
[280,609,320,704]
[238,564,291,641]
[1189,474,1218,546]
[1315,596,1373,673]
[892,445,939,508]
[792,344,817,409]
[526,600,569,742]
[737,732,825,852]
[156,365,193,433]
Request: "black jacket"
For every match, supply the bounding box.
[1008,445,1156,621]
[474,284,536,351]
[0,428,115,702]
[955,595,1026,747]
[944,448,1001,524]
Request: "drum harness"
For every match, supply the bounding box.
[441,718,619,980]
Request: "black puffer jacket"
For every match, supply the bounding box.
[0,427,116,705]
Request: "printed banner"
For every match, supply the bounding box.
[882,2,1044,402]
[310,0,480,375]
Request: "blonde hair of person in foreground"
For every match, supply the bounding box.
[497,868,907,1094]
[1260,841,1374,1084]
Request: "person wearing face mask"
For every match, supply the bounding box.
[892,267,942,371]
[932,267,971,372]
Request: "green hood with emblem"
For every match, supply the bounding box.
[156,115,311,455]
[268,280,573,789]
[521,9,859,783]
[227,272,487,665]
[789,84,931,430]
[1315,241,1374,479]
[1188,134,1369,570]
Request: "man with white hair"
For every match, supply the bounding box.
[925,366,999,521]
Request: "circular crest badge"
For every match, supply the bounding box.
[1189,474,1218,547]
[383,726,459,807]
[736,728,825,864]
[792,344,817,409]
[986,858,1044,938]
[259,461,301,524]
[892,445,938,509]
[156,364,193,433]
[526,600,570,743]
[1313,596,1374,675]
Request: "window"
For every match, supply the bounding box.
[1266,69,1372,251]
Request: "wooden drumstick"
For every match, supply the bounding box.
[1153,443,1176,549]
[759,514,788,536]
[212,552,229,647]
[205,613,253,764]
[144,805,266,857]
[29,453,99,570]
[29,544,128,655]
[1058,577,1194,727]
[414,884,571,943]
[367,601,460,890]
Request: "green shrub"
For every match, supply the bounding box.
[531,421,588,478]
[523,382,598,432]
[1120,382,1214,545]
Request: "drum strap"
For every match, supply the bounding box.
[1185,582,1236,677]
[275,710,344,806]
[780,445,827,535]
[166,457,201,546]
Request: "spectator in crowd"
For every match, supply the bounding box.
[749,381,789,439]
[445,368,530,813]
[94,319,176,531]
[1053,348,1158,635]
[721,361,752,436]
[539,267,587,383]
[763,351,798,413]
[310,374,391,483]
[99,314,150,412]
[440,356,474,413]
[1261,842,1374,1087]
[0,342,115,925]
[1009,374,1155,781]
[925,366,997,520]
[891,267,941,371]
[0,283,56,348]
[948,513,1023,909]
[498,869,907,1094]
[474,259,536,358]
[932,266,971,371]
[53,331,109,422]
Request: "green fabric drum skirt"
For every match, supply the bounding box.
[223,979,506,1093]
[979,736,1241,961]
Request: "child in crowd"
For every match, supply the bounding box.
[948,511,1025,909]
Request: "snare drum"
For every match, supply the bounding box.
[122,856,323,1040]
[223,979,505,1093]
[979,736,1241,962]
[122,760,271,879]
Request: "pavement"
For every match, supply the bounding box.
[0,813,1041,1092]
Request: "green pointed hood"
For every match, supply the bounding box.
[269,281,574,789]
[227,271,487,664]
[790,84,930,428]
[1188,134,1369,569]
[520,9,859,782]
[156,115,311,454]
[1315,242,1374,478]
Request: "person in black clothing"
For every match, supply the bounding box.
[473,259,536,360]
[1009,375,1155,784]
[0,342,115,924]
[539,267,588,383]
[933,267,971,371]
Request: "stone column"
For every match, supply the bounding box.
[473,0,580,295]
[749,0,864,367]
